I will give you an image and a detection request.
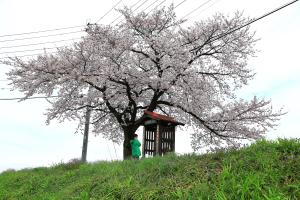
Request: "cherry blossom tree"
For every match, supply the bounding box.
[4,5,283,158]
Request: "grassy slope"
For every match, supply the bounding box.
[0,139,299,200]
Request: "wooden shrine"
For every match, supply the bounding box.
[141,111,184,157]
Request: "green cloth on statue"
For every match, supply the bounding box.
[130,138,141,157]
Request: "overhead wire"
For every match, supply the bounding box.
[115,0,164,26]
[180,0,214,20]
[96,0,123,23]
[0,0,129,58]
[0,25,84,38]
[2,0,297,61]
[145,0,167,16]
[0,0,124,55]
[208,0,299,44]
[0,0,170,58]
[131,0,152,13]
[144,0,189,17]
[0,0,171,57]
[0,30,84,43]
[0,0,186,42]
[0,0,124,46]
[0,96,59,101]
[141,0,162,14]
[0,0,175,42]
[0,51,59,59]
[174,0,189,9]
[112,0,151,26]
[0,37,82,49]
[0,45,70,55]
[110,0,145,24]
[187,0,222,20]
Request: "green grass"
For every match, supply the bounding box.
[0,139,299,199]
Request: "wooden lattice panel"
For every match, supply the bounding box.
[160,126,175,155]
[143,125,156,156]
[143,124,176,157]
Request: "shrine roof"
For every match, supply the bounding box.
[143,111,184,126]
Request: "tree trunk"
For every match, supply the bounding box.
[122,126,138,159]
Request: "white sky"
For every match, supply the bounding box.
[0,0,299,172]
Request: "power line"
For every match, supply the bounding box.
[115,0,161,26]
[0,0,124,39]
[113,0,151,25]
[187,0,222,20]
[1,0,297,60]
[0,0,123,39]
[174,0,189,9]
[0,0,126,58]
[0,0,179,42]
[0,30,84,43]
[0,95,59,101]
[96,0,123,23]
[110,0,145,24]
[0,25,84,38]
[0,0,125,56]
[0,45,72,55]
[130,0,148,10]
[180,0,214,20]
[0,51,58,60]
[129,0,149,14]
[118,0,189,25]
[145,0,167,15]
[0,1,166,58]
[131,0,151,13]
[142,0,162,13]
[0,37,82,50]
[209,0,299,44]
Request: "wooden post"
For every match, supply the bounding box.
[155,124,160,156]
[172,126,175,152]
[142,126,146,158]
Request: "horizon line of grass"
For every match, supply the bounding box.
[0,138,299,199]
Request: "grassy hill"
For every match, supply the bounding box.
[0,139,299,200]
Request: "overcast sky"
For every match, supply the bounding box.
[0,0,299,172]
